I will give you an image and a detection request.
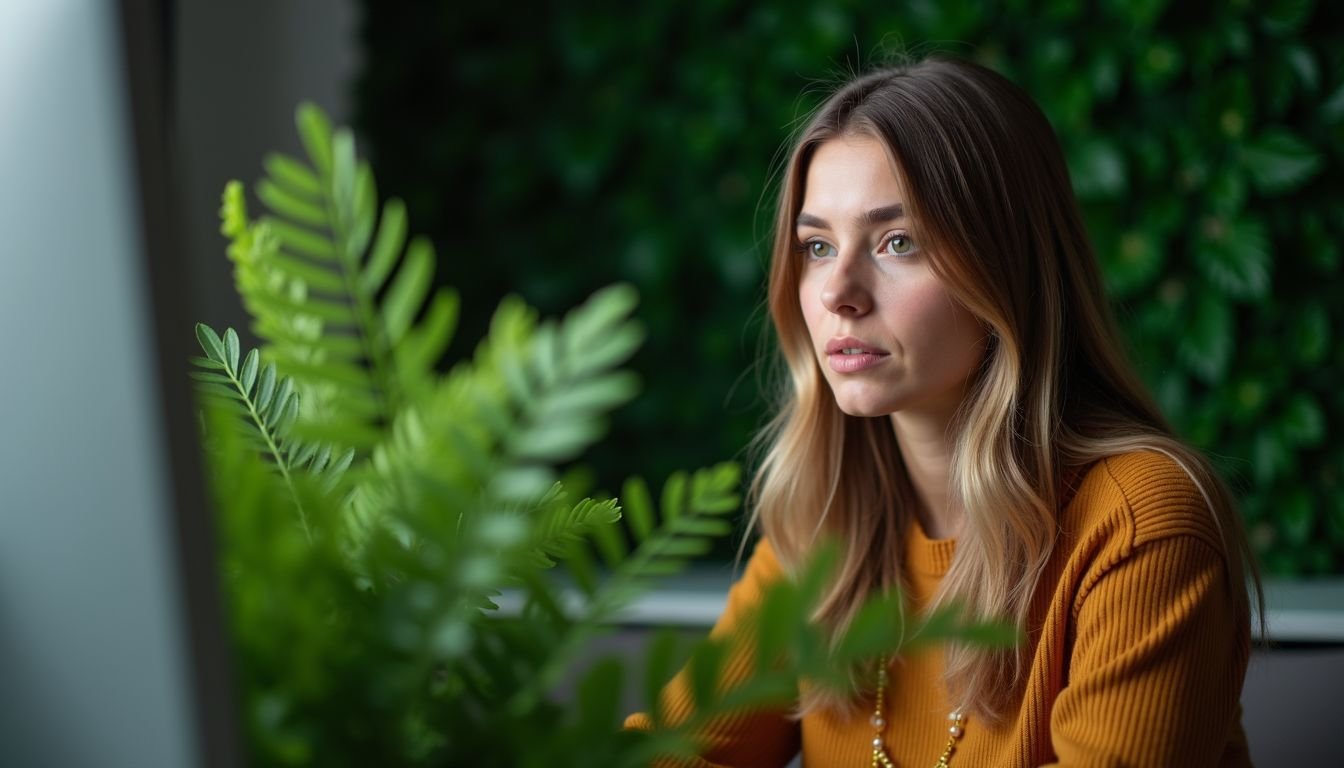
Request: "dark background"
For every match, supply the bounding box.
[350,0,1344,574]
[180,0,1344,575]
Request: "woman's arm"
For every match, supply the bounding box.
[1046,533,1251,766]
[624,537,802,768]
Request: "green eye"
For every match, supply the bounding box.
[807,241,836,259]
[883,234,914,255]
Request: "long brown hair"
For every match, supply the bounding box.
[745,56,1261,722]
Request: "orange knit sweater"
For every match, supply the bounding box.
[624,451,1253,766]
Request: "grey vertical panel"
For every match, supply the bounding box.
[0,2,198,766]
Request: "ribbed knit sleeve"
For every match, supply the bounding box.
[1045,526,1250,765]
[623,538,801,768]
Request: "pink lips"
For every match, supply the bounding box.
[825,336,889,373]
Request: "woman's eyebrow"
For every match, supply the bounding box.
[796,203,906,231]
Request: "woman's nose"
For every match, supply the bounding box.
[819,255,872,316]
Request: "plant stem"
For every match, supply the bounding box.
[229,366,314,542]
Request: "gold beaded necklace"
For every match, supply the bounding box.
[869,654,966,768]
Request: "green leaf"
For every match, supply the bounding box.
[1281,393,1325,446]
[832,593,906,661]
[189,371,235,385]
[309,444,333,473]
[1252,430,1292,485]
[296,102,333,177]
[326,447,355,478]
[396,288,459,380]
[263,152,322,197]
[382,236,435,346]
[689,463,741,513]
[643,630,682,727]
[196,323,225,362]
[223,328,240,372]
[1103,230,1164,296]
[1261,0,1314,35]
[251,292,355,325]
[668,517,732,537]
[255,362,277,412]
[563,538,599,595]
[360,199,408,295]
[291,440,319,467]
[508,419,603,461]
[267,390,297,429]
[289,418,382,450]
[1178,290,1233,383]
[573,325,645,379]
[278,358,372,389]
[268,219,338,260]
[218,181,249,239]
[1206,169,1247,214]
[564,283,640,356]
[269,253,347,294]
[189,355,225,371]
[590,517,625,569]
[1195,216,1271,299]
[1285,44,1319,92]
[621,477,654,542]
[1068,139,1126,199]
[347,165,377,260]
[1240,130,1322,193]
[257,180,327,228]
[576,657,624,735]
[267,378,293,423]
[752,581,799,675]
[688,640,725,710]
[239,349,260,395]
[538,372,640,416]
[660,471,687,522]
[1323,82,1344,123]
[490,466,557,504]
[275,393,301,436]
[652,538,711,558]
[331,129,358,233]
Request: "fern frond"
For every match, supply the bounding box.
[344,284,644,555]
[333,283,648,704]
[217,103,460,453]
[505,462,740,715]
[192,323,356,536]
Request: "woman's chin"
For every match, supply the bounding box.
[832,398,897,419]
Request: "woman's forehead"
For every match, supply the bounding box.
[799,136,910,224]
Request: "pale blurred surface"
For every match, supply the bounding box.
[0,2,196,766]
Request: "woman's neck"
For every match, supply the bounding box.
[890,409,962,540]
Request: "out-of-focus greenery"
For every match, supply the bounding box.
[354,0,1344,575]
[195,103,1016,766]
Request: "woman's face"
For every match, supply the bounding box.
[796,135,987,421]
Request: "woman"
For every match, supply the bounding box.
[626,56,1259,766]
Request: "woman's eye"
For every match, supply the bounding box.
[882,233,914,256]
[806,241,836,259]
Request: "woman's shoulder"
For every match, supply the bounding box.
[733,535,788,591]
[1067,449,1227,554]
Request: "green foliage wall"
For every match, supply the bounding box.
[354,0,1344,575]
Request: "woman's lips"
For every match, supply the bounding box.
[827,351,888,373]
[824,336,889,372]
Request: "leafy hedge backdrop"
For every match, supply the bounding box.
[352,0,1343,575]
